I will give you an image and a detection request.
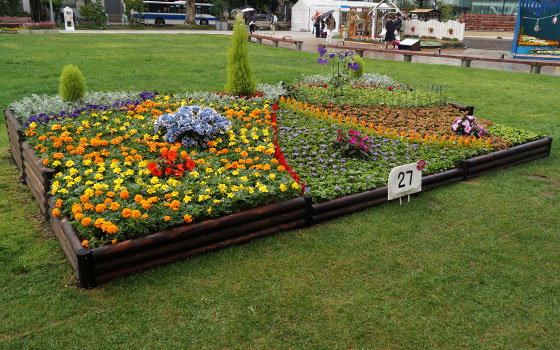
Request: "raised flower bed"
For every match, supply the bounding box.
[5,80,552,287]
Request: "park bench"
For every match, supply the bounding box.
[323,43,560,74]
[249,34,304,51]
[0,16,32,26]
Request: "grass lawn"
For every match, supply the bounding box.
[1,34,559,349]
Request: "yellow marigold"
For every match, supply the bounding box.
[81,217,92,226]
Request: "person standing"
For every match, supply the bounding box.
[394,12,402,42]
[325,14,336,44]
[314,16,321,38]
[383,14,396,49]
[270,13,278,35]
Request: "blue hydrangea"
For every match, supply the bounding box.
[154,105,231,148]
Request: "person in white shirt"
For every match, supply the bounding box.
[270,13,278,35]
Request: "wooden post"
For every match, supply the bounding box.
[461,59,472,67]
[530,65,541,74]
[296,42,302,51]
[76,248,95,288]
[403,54,412,62]
[356,49,364,57]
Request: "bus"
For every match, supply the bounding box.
[133,1,217,26]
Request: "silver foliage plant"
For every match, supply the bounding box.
[8,83,287,123]
[8,91,141,123]
[298,73,397,87]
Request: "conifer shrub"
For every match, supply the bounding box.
[351,55,365,79]
[225,13,257,96]
[59,64,86,102]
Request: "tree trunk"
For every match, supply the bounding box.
[185,0,195,25]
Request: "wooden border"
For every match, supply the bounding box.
[3,109,552,287]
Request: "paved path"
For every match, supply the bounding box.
[60,29,559,76]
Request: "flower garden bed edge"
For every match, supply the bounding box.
[3,109,553,287]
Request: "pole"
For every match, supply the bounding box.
[49,0,54,23]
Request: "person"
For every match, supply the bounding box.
[320,19,326,37]
[314,16,321,38]
[248,12,256,34]
[394,12,402,42]
[270,13,278,35]
[325,14,336,44]
[383,14,396,49]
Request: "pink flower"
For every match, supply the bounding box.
[349,136,357,145]
[464,125,473,134]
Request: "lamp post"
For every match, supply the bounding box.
[49,0,54,22]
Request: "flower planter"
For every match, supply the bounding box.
[4,108,552,287]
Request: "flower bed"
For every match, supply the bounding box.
[5,79,552,286]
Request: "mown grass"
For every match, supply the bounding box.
[0,34,559,349]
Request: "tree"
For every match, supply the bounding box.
[225,13,257,95]
[184,0,195,25]
[123,0,144,25]
[80,0,107,26]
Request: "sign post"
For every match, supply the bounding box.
[388,160,424,204]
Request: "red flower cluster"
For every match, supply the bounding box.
[148,147,196,179]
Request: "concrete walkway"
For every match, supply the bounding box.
[59,28,559,76]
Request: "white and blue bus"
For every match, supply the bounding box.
[133,1,216,26]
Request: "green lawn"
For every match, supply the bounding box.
[1,34,559,349]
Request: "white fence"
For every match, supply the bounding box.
[402,19,465,41]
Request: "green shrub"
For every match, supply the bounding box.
[225,13,256,96]
[59,64,86,102]
[351,55,365,79]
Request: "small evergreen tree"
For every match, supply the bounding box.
[80,0,107,27]
[351,55,365,79]
[225,13,256,96]
[59,64,86,102]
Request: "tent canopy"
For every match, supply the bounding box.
[291,0,392,32]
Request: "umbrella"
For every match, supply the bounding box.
[241,7,255,13]
[320,10,334,20]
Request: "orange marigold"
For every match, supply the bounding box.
[122,208,132,218]
[184,214,193,223]
[81,217,92,226]
[81,240,89,248]
[134,194,143,203]
[110,202,120,211]
[55,199,63,209]
[95,203,107,213]
[131,210,141,219]
[164,216,171,221]
[74,212,84,221]
[120,190,129,200]
[52,208,60,217]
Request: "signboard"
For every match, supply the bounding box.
[511,0,560,60]
[388,161,423,201]
[398,38,421,51]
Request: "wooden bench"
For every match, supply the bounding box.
[249,34,304,51]
[323,43,560,74]
[0,16,32,26]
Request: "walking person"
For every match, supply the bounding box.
[270,13,278,35]
[248,12,256,34]
[383,14,396,49]
[325,14,336,44]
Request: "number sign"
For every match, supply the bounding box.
[387,162,422,200]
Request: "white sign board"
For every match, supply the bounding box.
[388,161,423,200]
